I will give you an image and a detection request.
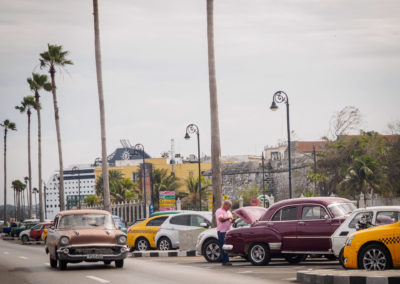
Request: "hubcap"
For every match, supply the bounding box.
[205,243,220,261]
[251,245,265,263]
[137,240,148,251]
[159,240,169,250]
[363,248,387,270]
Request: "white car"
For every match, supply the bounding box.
[155,211,212,250]
[331,205,400,264]
[196,206,268,262]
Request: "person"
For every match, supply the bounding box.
[216,200,233,266]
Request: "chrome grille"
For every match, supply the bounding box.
[70,247,116,255]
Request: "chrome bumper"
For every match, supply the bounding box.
[222,244,233,251]
[57,245,129,261]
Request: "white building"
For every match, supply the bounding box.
[45,164,96,219]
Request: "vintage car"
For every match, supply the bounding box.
[223,197,356,265]
[20,222,53,244]
[331,206,400,265]
[11,219,39,237]
[343,221,400,270]
[45,209,128,270]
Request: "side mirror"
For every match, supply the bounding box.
[200,222,209,228]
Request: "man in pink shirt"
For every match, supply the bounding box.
[216,200,233,266]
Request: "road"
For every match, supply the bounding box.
[0,239,341,284]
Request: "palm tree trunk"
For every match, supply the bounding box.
[49,67,65,211]
[206,0,222,227]
[3,129,7,224]
[28,111,33,218]
[36,93,44,222]
[93,0,111,212]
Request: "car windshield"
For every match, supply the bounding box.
[58,214,115,230]
[328,202,356,218]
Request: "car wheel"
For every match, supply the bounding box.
[248,243,270,266]
[104,260,111,265]
[202,239,221,263]
[358,244,391,271]
[115,259,124,268]
[157,237,172,251]
[58,260,67,270]
[339,248,345,268]
[284,254,307,264]
[21,235,29,244]
[135,237,150,251]
[50,256,57,268]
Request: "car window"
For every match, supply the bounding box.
[58,214,115,229]
[302,206,328,220]
[272,206,297,221]
[328,203,356,218]
[190,215,210,227]
[147,216,168,227]
[31,224,42,230]
[376,211,399,225]
[349,212,373,228]
[271,210,281,221]
[170,215,190,226]
[44,224,52,229]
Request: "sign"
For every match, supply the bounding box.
[249,197,259,206]
[149,204,154,215]
[223,195,228,201]
[159,191,176,211]
[208,196,213,211]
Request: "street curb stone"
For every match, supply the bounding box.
[131,250,197,257]
[297,270,400,284]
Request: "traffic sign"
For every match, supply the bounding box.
[249,197,259,206]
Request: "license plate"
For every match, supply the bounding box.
[87,254,103,260]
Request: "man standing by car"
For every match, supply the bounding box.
[216,200,233,266]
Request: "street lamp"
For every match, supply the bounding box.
[33,187,38,218]
[134,143,147,218]
[261,152,266,208]
[184,123,202,211]
[43,182,47,219]
[270,90,292,199]
[72,166,81,209]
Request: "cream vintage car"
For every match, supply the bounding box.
[45,209,128,270]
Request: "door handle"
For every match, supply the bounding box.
[298,221,305,225]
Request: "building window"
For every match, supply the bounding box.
[271,151,281,161]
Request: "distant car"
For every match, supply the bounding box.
[11,220,39,237]
[196,206,268,262]
[155,212,212,250]
[2,222,17,235]
[343,221,400,270]
[112,215,128,234]
[20,222,53,244]
[223,197,356,265]
[331,206,400,265]
[127,215,169,251]
[45,209,128,270]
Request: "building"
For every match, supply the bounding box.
[45,164,96,219]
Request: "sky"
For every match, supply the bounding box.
[1,0,399,205]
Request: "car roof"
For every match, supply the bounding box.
[352,206,400,213]
[56,209,111,216]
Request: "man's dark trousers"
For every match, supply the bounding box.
[217,231,229,263]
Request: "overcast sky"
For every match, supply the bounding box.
[1,0,399,205]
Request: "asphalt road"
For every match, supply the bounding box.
[0,239,341,284]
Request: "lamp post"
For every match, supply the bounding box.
[134,143,147,218]
[33,187,38,219]
[72,166,81,209]
[270,90,292,199]
[184,123,202,211]
[261,152,266,208]
[43,182,47,219]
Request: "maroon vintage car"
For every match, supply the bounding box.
[223,197,356,265]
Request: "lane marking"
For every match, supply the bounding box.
[3,252,9,255]
[283,278,297,281]
[19,256,28,259]
[237,271,253,274]
[86,276,110,283]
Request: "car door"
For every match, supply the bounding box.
[168,214,191,246]
[297,205,334,252]
[146,216,168,246]
[190,214,211,229]
[266,206,299,251]
[30,224,43,240]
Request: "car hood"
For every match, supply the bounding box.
[233,206,268,224]
[59,228,123,245]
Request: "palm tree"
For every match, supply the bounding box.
[39,44,73,212]
[184,174,212,210]
[92,0,111,212]
[1,120,16,224]
[149,168,180,207]
[15,96,36,218]
[11,180,25,221]
[206,0,222,226]
[28,73,52,222]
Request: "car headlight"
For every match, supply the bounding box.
[117,235,127,245]
[59,236,69,246]
[345,235,354,246]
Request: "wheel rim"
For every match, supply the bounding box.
[159,239,170,250]
[205,243,220,261]
[137,239,148,251]
[251,245,265,263]
[363,248,387,270]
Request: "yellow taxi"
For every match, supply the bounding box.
[127,215,169,251]
[343,221,400,270]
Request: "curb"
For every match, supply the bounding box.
[2,236,18,240]
[297,270,400,284]
[131,250,197,257]
[22,241,44,245]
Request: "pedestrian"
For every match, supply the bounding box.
[216,199,233,266]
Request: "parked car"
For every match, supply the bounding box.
[45,209,128,270]
[223,197,356,266]
[331,206,400,265]
[127,215,170,251]
[155,212,212,250]
[2,222,17,235]
[11,220,39,237]
[196,206,268,262]
[343,220,400,270]
[20,222,53,243]
[112,215,128,234]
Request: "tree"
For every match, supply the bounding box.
[15,96,36,218]
[160,152,169,158]
[11,180,25,221]
[183,174,211,210]
[326,106,362,141]
[96,170,139,203]
[28,73,52,222]
[236,182,259,206]
[206,0,223,227]
[39,44,73,212]
[92,0,111,212]
[1,120,16,224]
[84,195,100,207]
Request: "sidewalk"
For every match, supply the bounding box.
[131,250,197,257]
